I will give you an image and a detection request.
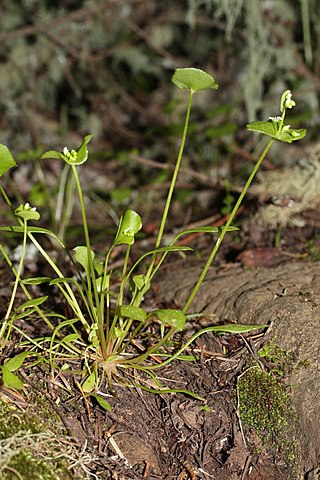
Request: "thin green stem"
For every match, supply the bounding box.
[0,184,13,208]
[155,91,194,249]
[71,166,107,356]
[71,166,95,299]
[183,138,275,313]
[4,220,27,320]
[141,91,194,294]
[56,164,75,240]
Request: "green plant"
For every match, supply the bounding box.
[0,69,306,404]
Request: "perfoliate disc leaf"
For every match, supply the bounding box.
[113,210,142,246]
[172,68,218,93]
[41,150,65,160]
[15,204,40,221]
[75,134,93,164]
[41,134,93,165]
[246,121,306,143]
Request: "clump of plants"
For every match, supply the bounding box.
[0,68,306,406]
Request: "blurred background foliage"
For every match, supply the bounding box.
[0,0,319,166]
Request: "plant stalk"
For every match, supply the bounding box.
[183,137,275,313]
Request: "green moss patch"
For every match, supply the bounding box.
[238,367,297,461]
[0,399,82,480]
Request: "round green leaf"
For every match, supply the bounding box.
[172,68,219,93]
[0,144,16,176]
[132,274,146,291]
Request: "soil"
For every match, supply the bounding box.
[1,170,320,480]
[1,109,320,480]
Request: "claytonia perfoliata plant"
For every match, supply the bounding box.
[0,69,306,406]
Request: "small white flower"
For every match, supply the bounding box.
[269,116,282,122]
[280,90,296,112]
[284,91,296,109]
[63,147,69,155]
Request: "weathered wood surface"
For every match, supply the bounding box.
[157,260,320,478]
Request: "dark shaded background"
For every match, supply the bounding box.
[0,0,318,158]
